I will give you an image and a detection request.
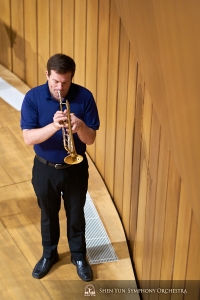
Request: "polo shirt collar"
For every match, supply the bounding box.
[45,81,77,102]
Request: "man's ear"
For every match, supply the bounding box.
[45,70,49,79]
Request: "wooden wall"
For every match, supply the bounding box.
[0,0,200,295]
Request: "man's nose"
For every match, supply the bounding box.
[57,83,63,90]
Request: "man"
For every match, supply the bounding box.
[20,53,100,281]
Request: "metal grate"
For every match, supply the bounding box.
[84,192,118,265]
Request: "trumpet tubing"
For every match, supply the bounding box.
[57,90,83,164]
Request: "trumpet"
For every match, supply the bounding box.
[58,90,83,165]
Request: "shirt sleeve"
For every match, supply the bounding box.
[84,94,100,130]
[20,92,39,130]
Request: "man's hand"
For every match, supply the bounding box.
[62,109,82,133]
[62,109,96,145]
[53,110,67,129]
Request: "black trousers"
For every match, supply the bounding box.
[32,155,88,260]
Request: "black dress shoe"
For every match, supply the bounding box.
[32,253,59,279]
[71,257,93,281]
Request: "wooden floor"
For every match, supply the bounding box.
[0,65,139,300]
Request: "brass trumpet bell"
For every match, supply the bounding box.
[64,154,83,165]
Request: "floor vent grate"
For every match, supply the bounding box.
[85,192,118,265]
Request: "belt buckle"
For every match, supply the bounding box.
[55,163,63,169]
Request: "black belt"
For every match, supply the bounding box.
[35,154,71,169]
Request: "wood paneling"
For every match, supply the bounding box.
[37,0,50,85]
[149,132,169,281]
[129,70,144,252]
[160,155,181,280]
[62,0,75,57]
[113,22,129,215]
[122,48,137,237]
[0,0,12,69]
[95,0,110,177]
[49,0,62,55]
[134,148,148,280]
[184,214,200,298]
[173,184,192,281]
[11,0,25,80]
[104,0,120,197]
[142,89,152,164]
[142,110,160,281]
[85,0,98,98]
[85,0,98,160]
[114,0,200,230]
[74,0,86,86]
[149,133,169,300]
[24,0,37,87]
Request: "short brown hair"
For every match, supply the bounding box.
[47,53,76,78]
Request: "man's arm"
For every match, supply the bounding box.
[23,124,58,145]
[23,110,66,145]
[70,113,96,145]
[23,110,96,146]
[77,122,96,145]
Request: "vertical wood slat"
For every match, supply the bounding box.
[173,184,192,280]
[113,23,129,216]
[24,0,37,88]
[132,90,152,266]
[122,48,137,237]
[160,154,181,280]
[133,147,148,280]
[129,70,144,253]
[170,184,192,300]
[184,215,200,299]
[11,0,25,80]
[85,0,98,98]
[95,0,110,177]
[37,0,50,85]
[148,132,169,300]
[62,0,75,58]
[49,0,62,56]
[0,0,12,69]
[134,92,153,287]
[142,109,160,281]
[142,89,152,164]
[85,0,98,160]
[74,0,86,86]
[104,0,120,197]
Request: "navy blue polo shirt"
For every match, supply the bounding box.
[20,82,100,163]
